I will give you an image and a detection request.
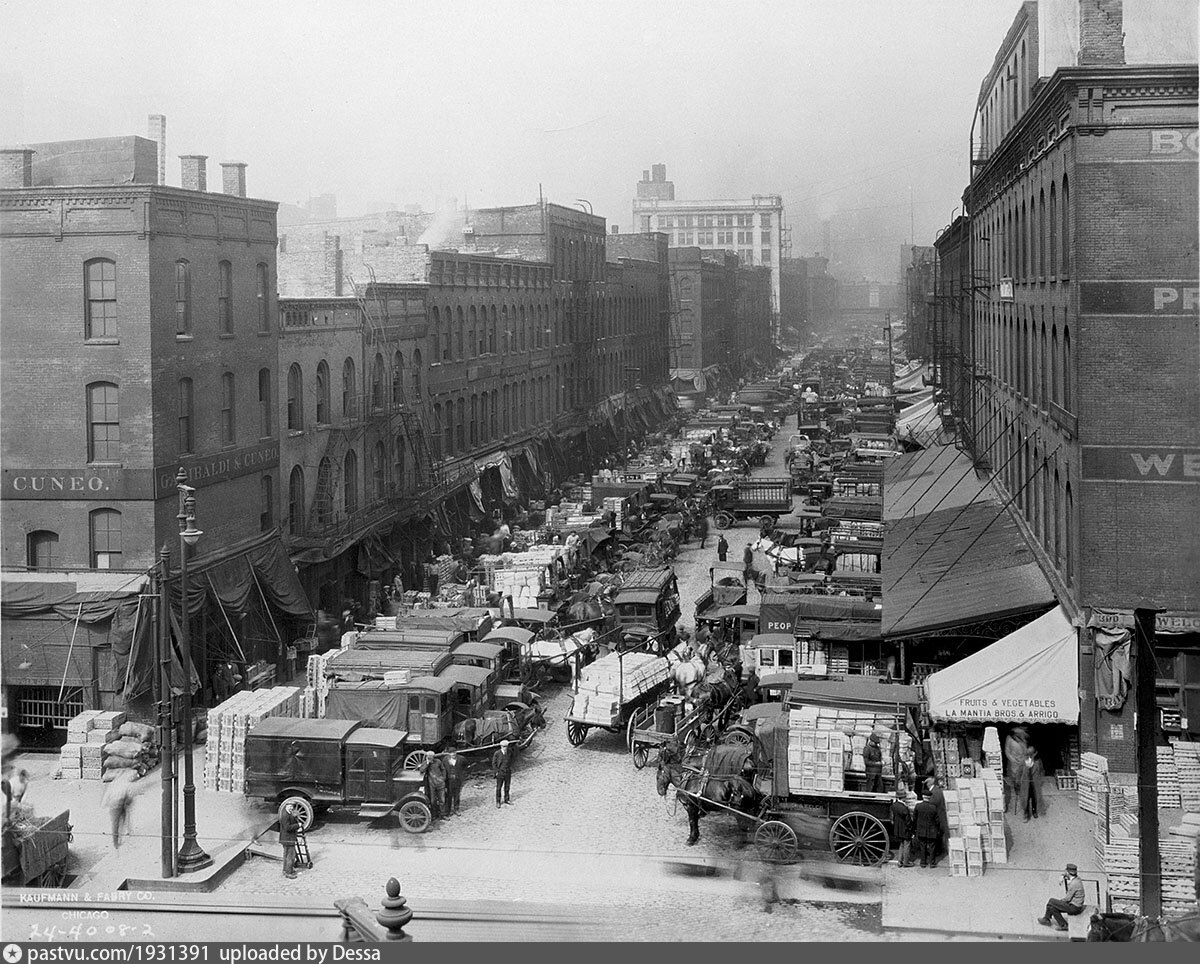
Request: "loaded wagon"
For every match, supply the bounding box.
[563,649,672,747]
[709,478,794,530]
[2,810,72,887]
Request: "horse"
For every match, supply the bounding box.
[691,668,742,740]
[665,640,708,696]
[1087,911,1200,942]
[656,743,761,846]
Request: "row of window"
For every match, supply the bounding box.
[657,214,764,229]
[84,258,270,340]
[986,173,1071,282]
[285,351,424,432]
[85,371,274,462]
[983,309,1073,414]
[429,258,550,290]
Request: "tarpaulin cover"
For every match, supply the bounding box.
[323,684,407,729]
[787,678,923,712]
[925,606,1078,724]
[701,743,755,779]
[166,530,312,620]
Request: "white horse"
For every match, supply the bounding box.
[666,640,707,696]
[752,537,804,573]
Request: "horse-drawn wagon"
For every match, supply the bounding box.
[2,809,72,887]
[563,648,672,748]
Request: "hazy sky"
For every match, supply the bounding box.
[2,1,1048,280]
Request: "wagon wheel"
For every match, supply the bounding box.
[632,744,650,770]
[829,811,890,866]
[714,512,734,530]
[755,820,799,863]
[566,721,588,746]
[626,705,653,751]
[722,727,755,747]
[34,860,66,888]
[398,799,432,834]
[404,750,432,771]
[681,728,698,757]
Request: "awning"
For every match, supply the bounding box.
[925,606,1079,724]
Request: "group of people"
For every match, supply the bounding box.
[888,777,951,868]
[1004,726,1045,822]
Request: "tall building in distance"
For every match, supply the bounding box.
[632,164,784,343]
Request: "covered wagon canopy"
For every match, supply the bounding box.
[925,605,1078,725]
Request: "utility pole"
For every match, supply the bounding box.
[157,544,176,878]
[1135,607,1161,918]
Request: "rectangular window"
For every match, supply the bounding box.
[760,214,773,229]
[86,383,121,462]
[737,231,752,244]
[737,214,754,227]
[221,373,236,444]
[218,261,233,334]
[760,230,772,244]
[175,261,191,334]
[260,475,273,532]
[259,369,273,437]
[658,216,673,229]
[256,264,270,332]
[85,260,117,339]
[89,509,122,569]
[698,232,713,245]
[699,215,714,228]
[26,531,58,570]
[761,247,772,263]
[717,231,734,245]
[178,378,194,454]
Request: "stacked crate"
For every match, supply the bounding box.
[601,497,625,531]
[786,708,847,791]
[1174,741,1200,813]
[60,710,103,779]
[203,687,301,793]
[945,775,1007,873]
[932,733,963,780]
[572,653,669,727]
[1077,752,1109,814]
[1158,745,1183,809]
[1101,839,1199,918]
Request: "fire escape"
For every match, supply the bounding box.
[303,269,443,544]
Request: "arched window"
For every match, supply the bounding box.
[490,390,498,438]
[221,371,236,444]
[432,402,443,459]
[86,382,120,463]
[500,305,509,352]
[26,530,58,570]
[372,441,386,500]
[1053,470,1062,566]
[455,398,465,452]
[1038,188,1046,276]
[218,260,233,334]
[259,368,273,437]
[1049,183,1057,277]
[431,306,442,361]
[1062,327,1072,412]
[1041,454,1052,553]
[1065,481,1075,583]
[1018,200,1026,280]
[443,401,454,456]
[343,449,358,515]
[84,259,117,339]
[315,360,330,424]
[174,260,191,334]
[1050,324,1059,406]
[89,508,122,569]
[1061,175,1070,275]
[260,474,273,532]
[455,307,465,359]
[256,263,270,332]
[342,357,356,418]
[288,465,305,535]
[371,352,385,410]
[315,458,333,524]
[1038,320,1047,408]
[392,351,404,406]
[411,349,422,397]
[468,306,478,358]
[470,393,478,447]
[488,305,497,354]
[502,384,510,435]
[287,363,303,430]
[178,377,194,454]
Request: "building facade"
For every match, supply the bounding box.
[780,255,838,344]
[667,247,736,404]
[943,0,1200,762]
[633,164,784,342]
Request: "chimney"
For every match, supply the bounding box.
[611,225,620,235]
[148,114,167,185]
[642,169,650,181]
[1078,0,1125,65]
[221,161,247,198]
[0,148,34,188]
[652,163,667,182]
[180,155,207,192]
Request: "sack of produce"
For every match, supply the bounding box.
[103,755,141,770]
[104,738,146,760]
[119,721,156,742]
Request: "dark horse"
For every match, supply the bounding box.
[1087,912,1200,942]
[656,742,762,847]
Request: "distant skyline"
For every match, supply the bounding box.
[2,0,1189,282]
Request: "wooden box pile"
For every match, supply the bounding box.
[1174,741,1200,813]
[572,653,669,726]
[1158,745,1182,809]
[945,775,1007,874]
[786,708,846,791]
[1077,752,1109,814]
[203,686,301,793]
[1102,839,1199,918]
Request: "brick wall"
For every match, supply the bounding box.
[1078,0,1125,66]
[279,232,342,297]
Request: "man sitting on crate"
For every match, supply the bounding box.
[1038,863,1086,931]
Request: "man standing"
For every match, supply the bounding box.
[1004,727,1027,813]
[278,803,300,879]
[442,751,464,816]
[742,543,755,586]
[102,772,136,849]
[696,513,709,550]
[1038,863,1086,931]
[717,535,729,562]
[492,740,513,807]
[913,794,941,868]
[889,789,914,868]
[423,753,447,819]
[863,734,884,793]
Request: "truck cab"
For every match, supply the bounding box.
[613,567,681,654]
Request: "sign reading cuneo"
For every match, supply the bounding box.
[1082,446,1200,484]
[155,442,279,498]
[1,467,155,500]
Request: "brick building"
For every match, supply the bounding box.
[903,248,937,360]
[1,135,309,733]
[667,248,737,405]
[780,255,838,344]
[932,0,1200,763]
[633,164,784,343]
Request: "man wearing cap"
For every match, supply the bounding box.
[1039,863,1086,930]
[492,740,513,808]
[278,803,300,880]
[863,733,884,793]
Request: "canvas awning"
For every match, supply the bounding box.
[925,606,1078,724]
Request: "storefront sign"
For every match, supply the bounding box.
[1149,129,1200,156]
[1087,608,1200,634]
[1082,446,1200,484]
[155,442,279,496]
[1079,281,1199,315]
[1,467,154,500]
[1109,724,1125,741]
[934,697,1071,724]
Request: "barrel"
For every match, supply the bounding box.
[655,706,676,734]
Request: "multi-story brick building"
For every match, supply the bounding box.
[633,164,784,342]
[932,0,1200,761]
[903,248,937,360]
[1,135,309,730]
[667,248,737,405]
[780,255,839,345]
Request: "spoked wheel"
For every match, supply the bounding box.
[404,750,432,771]
[34,861,66,888]
[714,512,734,530]
[632,744,650,770]
[755,820,799,863]
[829,811,890,866]
[279,795,315,833]
[566,721,588,746]
[722,727,755,747]
[398,800,432,834]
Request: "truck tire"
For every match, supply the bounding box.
[280,794,315,833]
[714,512,734,530]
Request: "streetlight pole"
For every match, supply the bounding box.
[157,544,176,879]
[175,468,212,873]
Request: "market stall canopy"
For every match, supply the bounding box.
[787,678,923,712]
[884,443,992,520]
[925,606,1078,724]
